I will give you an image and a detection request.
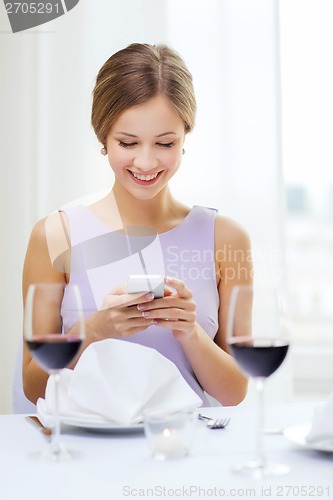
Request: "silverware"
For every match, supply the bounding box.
[198,414,230,429]
[25,416,52,441]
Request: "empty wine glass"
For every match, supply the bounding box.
[24,282,85,461]
[227,284,290,479]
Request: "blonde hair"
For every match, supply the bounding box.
[91,43,196,145]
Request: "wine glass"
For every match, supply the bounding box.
[24,282,85,461]
[227,284,290,479]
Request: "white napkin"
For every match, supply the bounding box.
[37,339,202,426]
[306,391,333,449]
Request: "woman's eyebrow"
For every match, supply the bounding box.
[115,131,177,138]
[115,132,138,137]
[156,132,177,137]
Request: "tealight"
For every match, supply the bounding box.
[144,410,196,460]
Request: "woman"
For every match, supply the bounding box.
[23,43,252,406]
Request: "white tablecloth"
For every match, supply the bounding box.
[0,401,332,500]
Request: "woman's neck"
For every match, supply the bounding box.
[110,181,189,233]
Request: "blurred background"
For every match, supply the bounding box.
[1,0,332,412]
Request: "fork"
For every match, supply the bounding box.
[198,414,230,429]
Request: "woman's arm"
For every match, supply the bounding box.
[22,213,155,404]
[179,215,252,405]
[139,215,252,406]
[22,215,68,404]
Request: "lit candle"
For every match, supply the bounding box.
[153,428,187,458]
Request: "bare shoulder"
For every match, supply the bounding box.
[215,215,251,253]
[214,215,253,289]
[29,216,47,241]
[23,213,69,288]
[28,212,69,246]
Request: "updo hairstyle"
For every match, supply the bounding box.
[91,43,196,146]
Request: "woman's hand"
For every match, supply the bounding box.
[85,284,156,342]
[136,276,198,341]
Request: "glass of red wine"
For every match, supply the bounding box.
[227,284,290,479]
[24,282,85,461]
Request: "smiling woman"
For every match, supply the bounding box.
[22,43,252,408]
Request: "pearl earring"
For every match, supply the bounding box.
[101,146,107,156]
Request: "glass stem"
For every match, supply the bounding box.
[51,371,61,455]
[256,377,266,467]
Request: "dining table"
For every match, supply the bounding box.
[0,400,332,500]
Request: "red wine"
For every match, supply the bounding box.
[230,338,289,378]
[27,335,82,372]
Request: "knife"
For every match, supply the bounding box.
[25,416,52,441]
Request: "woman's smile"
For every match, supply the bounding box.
[127,169,163,185]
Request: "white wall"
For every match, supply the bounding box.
[0,10,39,413]
[0,0,285,412]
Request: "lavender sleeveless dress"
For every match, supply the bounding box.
[61,205,219,405]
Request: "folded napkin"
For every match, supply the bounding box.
[306,391,333,449]
[37,339,201,427]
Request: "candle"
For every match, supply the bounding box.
[144,410,195,460]
[153,428,187,459]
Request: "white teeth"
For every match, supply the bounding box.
[131,171,159,181]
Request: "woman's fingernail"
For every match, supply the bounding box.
[142,311,150,318]
[145,292,154,300]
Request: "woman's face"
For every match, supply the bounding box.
[105,95,185,200]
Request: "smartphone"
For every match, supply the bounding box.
[127,274,164,298]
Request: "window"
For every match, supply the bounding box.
[280,0,333,397]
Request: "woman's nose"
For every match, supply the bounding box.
[133,150,158,170]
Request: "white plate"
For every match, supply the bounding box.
[38,401,144,433]
[61,416,144,433]
[284,423,333,453]
[62,418,143,433]
[59,415,144,433]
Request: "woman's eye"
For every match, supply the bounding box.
[157,142,175,148]
[118,141,175,148]
[119,141,137,148]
